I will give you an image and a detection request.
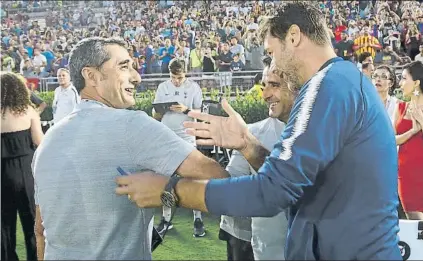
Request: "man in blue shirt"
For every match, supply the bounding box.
[159,38,175,74]
[116,3,402,260]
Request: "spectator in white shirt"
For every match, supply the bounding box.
[414,44,423,62]
[52,68,80,124]
[31,48,47,76]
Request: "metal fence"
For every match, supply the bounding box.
[35,70,263,93]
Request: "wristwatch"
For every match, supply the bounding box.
[183,108,191,114]
[161,175,182,208]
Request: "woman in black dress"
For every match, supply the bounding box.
[1,72,44,260]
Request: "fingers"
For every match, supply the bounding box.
[115,184,131,195]
[116,176,132,186]
[195,138,218,146]
[187,110,214,122]
[221,98,237,116]
[183,121,210,130]
[186,129,211,138]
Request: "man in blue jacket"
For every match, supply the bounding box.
[116,3,402,260]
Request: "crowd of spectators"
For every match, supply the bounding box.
[1,0,423,85]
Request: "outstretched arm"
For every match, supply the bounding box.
[116,72,353,218]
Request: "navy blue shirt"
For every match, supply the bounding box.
[205,58,401,260]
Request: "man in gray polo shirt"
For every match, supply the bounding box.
[32,37,229,260]
[153,58,206,237]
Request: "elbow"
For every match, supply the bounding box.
[257,174,295,217]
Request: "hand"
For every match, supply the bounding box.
[170,103,188,113]
[183,98,249,150]
[410,115,422,134]
[410,102,423,129]
[115,171,169,208]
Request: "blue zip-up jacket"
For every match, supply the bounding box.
[205,57,401,260]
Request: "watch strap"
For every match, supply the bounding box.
[183,108,191,114]
[165,175,182,194]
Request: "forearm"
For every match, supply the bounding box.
[175,178,209,212]
[177,151,230,179]
[240,132,270,171]
[176,172,285,217]
[36,233,45,260]
[35,207,45,260]
[396,129,418,145]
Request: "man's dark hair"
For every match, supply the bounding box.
[358,52,372,63]
[262,55,272,67]
[258,2,329,45]
[362,62,371,70]
[254,73,263,85]
[168,58,187,74]
[68,37,127,93]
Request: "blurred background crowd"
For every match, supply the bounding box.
[1,0,423,85]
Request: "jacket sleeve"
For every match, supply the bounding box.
[205,69,358,217]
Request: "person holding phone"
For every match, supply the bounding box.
[152,58,206,237]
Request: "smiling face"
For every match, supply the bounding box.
[262,65,295,122]
[57,69,71,87]
[93,45,141,109]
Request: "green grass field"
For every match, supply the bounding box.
[16,208,226,260]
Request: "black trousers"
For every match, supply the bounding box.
[1,155,37,261]
[219,229,255,261]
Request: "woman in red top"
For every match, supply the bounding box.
[394,61,423,220]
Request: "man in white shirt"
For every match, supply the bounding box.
[219,55,296,260]
[52,68,80,124]
[152,58,206,237]
[31,48,47,75]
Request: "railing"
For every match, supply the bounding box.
[33,65,406,94]
[35,70,263,93]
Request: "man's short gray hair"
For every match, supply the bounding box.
[68,37,127,93]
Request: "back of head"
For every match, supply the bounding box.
[68,37,127,93]
[358,52,372,64]
[1,72,31,116]
[258,2,329,46]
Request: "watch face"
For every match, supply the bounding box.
[161,191,175,208]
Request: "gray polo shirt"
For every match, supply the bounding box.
[32,100,195,260]
[154,79,202,144]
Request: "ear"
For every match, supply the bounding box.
[81,67,99,87]
[415,79,421,89]
[287,24,301,47]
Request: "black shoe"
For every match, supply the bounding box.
[193,218,206,237]
[156,217,173,234]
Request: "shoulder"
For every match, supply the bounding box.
[186,79,201,89]
[158,80,170,89]
[247,118,270,136]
